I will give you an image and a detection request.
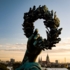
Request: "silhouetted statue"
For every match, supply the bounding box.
[16,29,42,70]
[16,5,62,70]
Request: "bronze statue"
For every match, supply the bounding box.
[16,5,62,70]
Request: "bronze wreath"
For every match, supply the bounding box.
[22,5,62,50]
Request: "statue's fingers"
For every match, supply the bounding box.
[36,37,45,49]
[34,34,40,40]
[33,40,37,46]
[33,29,38,35]
[28,34,34,41]
[33,36,43,47]
[38,37,44,43]
[28,29,39,41]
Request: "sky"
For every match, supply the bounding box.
[0,0,70,63]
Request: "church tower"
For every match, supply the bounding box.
[38,57,40,63]
[46,54,50,63]
[38,57,42,64]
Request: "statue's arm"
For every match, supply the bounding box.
[22,29,42,64]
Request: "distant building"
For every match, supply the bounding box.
[6,61,10,65]
[55,60,58,64]
[38,54,70,68]
[38,54,51,67]
[46,54,50,63]
[10,58,15,63]
[38,54,61,68]
[9,58,15,66]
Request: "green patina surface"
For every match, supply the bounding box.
[16,62,41,70]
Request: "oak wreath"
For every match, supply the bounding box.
[22,5,62,50]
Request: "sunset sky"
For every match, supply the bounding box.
[0,0,70,63]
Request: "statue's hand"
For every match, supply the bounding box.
[27,29,43,56]
[22,29,44,62]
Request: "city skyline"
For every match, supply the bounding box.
[0,54,68,63]
[0,0,70,62]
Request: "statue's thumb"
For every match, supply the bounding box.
[34,29,38,35]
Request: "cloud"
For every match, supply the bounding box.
[0,37,70,62]
[41,37,70,54]
[0,37,70,52]
[0,49,26,51]
[53,37,70,49]
[0,45,2,47]
[0,43,27,51]
[43,48,70,54]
